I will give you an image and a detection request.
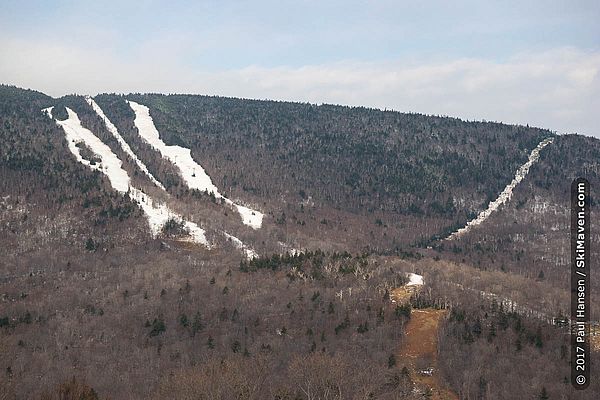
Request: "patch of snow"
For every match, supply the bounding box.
[45,107,209,247]
[55,107,130,193]
[447,137,554,240]
[234,204,263,230]
[129,188,209,246]
[406,273,424,286]
[86,97,166,191]
[42,107,54,117]
[278,241,304,256]
[223,231,258,259]
[126,100,264,229]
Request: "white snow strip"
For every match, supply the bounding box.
[129,188,209,245]
[406,273,424,286]
[55,107,130,193]
[234,204,263,230]
[45,107,209,247]
[223,231,258,259]
[86,96,166,191]
[85,96,253,253]
[42,107,54,117]
[126,100,264,229]
[447,137,554,240]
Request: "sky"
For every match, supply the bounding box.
[1,0,599,136]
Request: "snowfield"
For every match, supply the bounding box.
[447,137,554,240]
[87,99,256,254]
[126,100,264,229]
[45,107,209,247]
[53,107,130,193]
[406,273,424,286]
[86,97,165,191]
[234,204,263,230]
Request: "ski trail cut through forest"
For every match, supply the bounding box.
[44,107,210,247]
[447,137,554,240]
[45,107,129,193]
[399,309,457,400]
[392,274,458,400]
[86,97,165,191]
[126,100,264,229]
[89,99,256,258]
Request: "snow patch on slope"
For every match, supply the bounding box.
[86,99,256,255]
[234,204,263,230]
[42,107,54,117]
[447,137,554,240]
[86,97,166,191]
[129,188,208,244]
[126,100,264,229]
[45,107,209,246]
[406,273,424,286]
[223,232,258,259]
[278,241,304,256]
[55,107,130,193]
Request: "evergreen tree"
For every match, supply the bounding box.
[388,354,396,368]
[191,311,203,336]
[179,313,189,328]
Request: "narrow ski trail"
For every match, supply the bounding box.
[399,309,457,400]
[44,106,210,247]
[447,137,553,240]
[86,97,165,190]
[88,99,258,258]
[392,273,458,400]
[126,100,264,229]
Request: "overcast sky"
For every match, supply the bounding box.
[1,0,598,136]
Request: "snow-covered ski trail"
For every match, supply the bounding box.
[126,100,264,229]
[128,187,208,243]
[87,98,257,257]
[85,97,165,191]
[406,272,424,286]
[47,107,129,193]
[447,137,553,240]
[44,106,210,247]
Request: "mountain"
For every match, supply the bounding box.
[1,84,598,399]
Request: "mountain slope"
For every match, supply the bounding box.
[2,85,600,400]
[93,92,554,251]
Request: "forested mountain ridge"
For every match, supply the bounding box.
[0,87,148,263]
[1,84,599,400]
[91,92,558,250]
[3,84,599,278]
[113,93,550,213]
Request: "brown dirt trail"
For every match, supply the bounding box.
[398,308,457,400]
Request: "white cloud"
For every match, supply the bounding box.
[1,37,598,137]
